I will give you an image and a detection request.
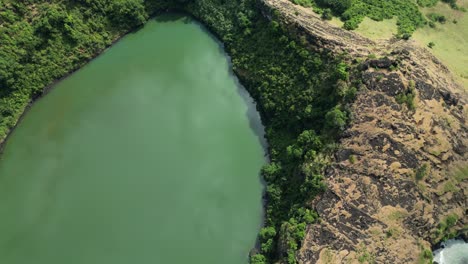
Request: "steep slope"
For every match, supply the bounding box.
[262,0,467,263]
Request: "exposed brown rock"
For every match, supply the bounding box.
[261,0,468,263]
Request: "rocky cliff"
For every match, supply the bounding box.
[262,0,468,263]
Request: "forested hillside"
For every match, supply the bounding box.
[0,0,356,263]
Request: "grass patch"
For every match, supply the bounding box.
[437,179,459,195]
[354,17,398,40]
[357,245,376,264]
[452,164,468,182]
[316,0,468,89]
[444,181,457,192]
[388,210,409,221]
[412,0,468,89]
[385,227,401,238]
[417,243,433,264]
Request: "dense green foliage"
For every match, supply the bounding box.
[0,0,355,263]
[291,0,461,38]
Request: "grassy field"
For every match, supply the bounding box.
[412,0,468,89]
[322,0,468,89]
[324,12,399,41]
[354,17,398,40]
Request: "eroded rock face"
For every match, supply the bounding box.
[262,0,467,263]
[300,70,467,263]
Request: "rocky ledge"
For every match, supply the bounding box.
[262,0,467,263]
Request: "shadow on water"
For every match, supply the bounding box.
[154,13,192,24]
[199,19,268,155]
[153,14,269,158]
[153,13,269,255]
[178,14,270,255]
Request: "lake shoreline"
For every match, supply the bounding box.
[432,234,468,252]
[0,11,269,258]
[0,8,272,149]
[0,16,267,263]
[0,9,176,155]
[0,9,270,261]
[0,32,130,155]
[0,8,271,155]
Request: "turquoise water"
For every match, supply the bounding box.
[0,16,265,264]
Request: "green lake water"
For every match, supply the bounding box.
[0,16,265,264]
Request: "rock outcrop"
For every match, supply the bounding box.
[262,0,468,263]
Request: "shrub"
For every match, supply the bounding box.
[325,107,348,132]
[109,0,148,28]
[445,214,458,227]
[260,226,277,240]
[442,0,458,9]
[335,62,349,81]
[415,164,429,180]
[423,249,432,258]
[250,254,267,264]
[396,81,416,110]
[428,13,447,24]
[322,8,333,20]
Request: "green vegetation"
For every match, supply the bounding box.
[290,0,463,38]
[354,17,398,40]
[415,164,429,181]
[328,0,467,89]
[428,12,447,24]
[442,0,465,9]
[357,244,376,264]
[250,254,267,264]
[452,165,468,182]
[174,2,359,262]
[0,0,358,263]
[0,0,172,141]
[292,0,314,7]
[417,242,433,264]
[413,0,468,89]
[388,210,408,221]
[433,213,460,241]
[395,80,416,110]
[322,8,333,20]
[290,0,427,38]
[418,0,440,8]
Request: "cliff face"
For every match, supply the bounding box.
[262,0,468,263]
